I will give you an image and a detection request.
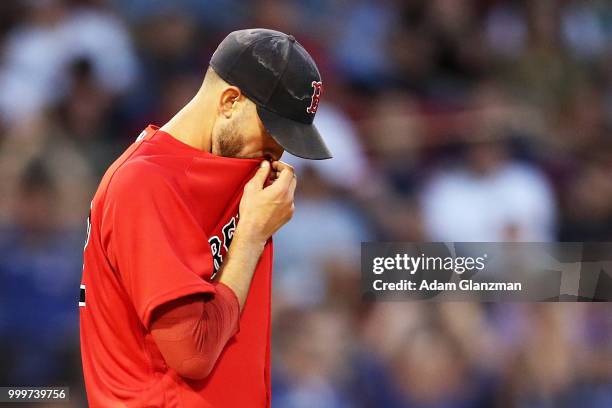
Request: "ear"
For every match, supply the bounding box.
[218,86,242,118]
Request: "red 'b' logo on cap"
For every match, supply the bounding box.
[306,81,323,114]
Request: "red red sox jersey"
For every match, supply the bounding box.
[79,125,272,407]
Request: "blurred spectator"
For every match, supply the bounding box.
[273,307,353,408]
[560,159,612,240]
[485,2,528,60]
[50,57,124,178]
[0,0,137,125]
[274,166,373,308]
[333,0,398,88]
[420,83,557,242]
[420,136,557,241]
[562,1,608,60]
[389,324,496,408]
[0,159,83,386]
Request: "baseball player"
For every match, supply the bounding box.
[79,29,331,407]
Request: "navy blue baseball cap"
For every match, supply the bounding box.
[210,29,332,160]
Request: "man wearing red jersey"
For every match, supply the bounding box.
[79,29,331,407]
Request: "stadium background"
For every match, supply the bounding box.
[0,0,611,406]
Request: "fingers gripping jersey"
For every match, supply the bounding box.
[79,126,272,407]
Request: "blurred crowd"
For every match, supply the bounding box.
[0,0,611,407]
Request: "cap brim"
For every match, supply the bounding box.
[257,106,332,160]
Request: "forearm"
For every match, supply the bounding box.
[216,226,266,311]
[217,158,295,310]
[150,283,241,380]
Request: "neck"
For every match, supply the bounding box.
[160,91,214,152]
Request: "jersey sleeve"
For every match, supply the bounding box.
[101,159,216,330]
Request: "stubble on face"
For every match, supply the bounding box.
[214,119,245,158]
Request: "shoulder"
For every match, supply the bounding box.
[107,157,186,203]
[112,157,165,186]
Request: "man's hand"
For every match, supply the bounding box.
[237,160,296,246]
[216,160,296,310]
[268,160,294,183]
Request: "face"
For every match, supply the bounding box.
[211,96,284,162]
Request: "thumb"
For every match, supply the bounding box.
[248,160,270,189]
